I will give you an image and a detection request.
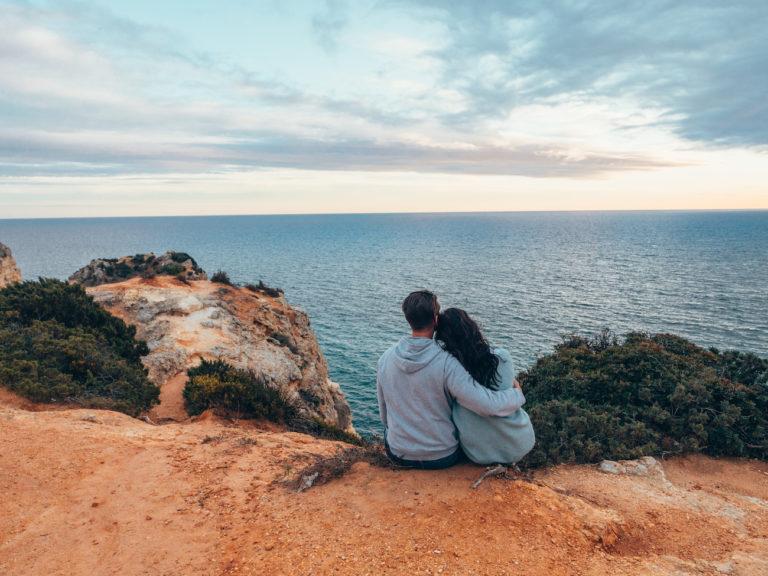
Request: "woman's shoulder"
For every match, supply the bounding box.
[493,347,512,363]
[491,347,515,389]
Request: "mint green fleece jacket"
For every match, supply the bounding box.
[452,348,536,465]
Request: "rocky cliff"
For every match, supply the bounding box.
[69,251,207,286]
[0,243,21,288]
[82,274,352,430]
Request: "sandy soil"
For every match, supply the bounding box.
[1,400,767,576]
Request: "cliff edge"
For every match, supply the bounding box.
[0,243,21,288]
[82,274,351,430]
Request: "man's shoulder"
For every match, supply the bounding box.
[439,348,464,374]
[424,340,452,364]
[377,341,400,366]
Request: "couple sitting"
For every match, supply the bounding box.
[377,290,535,469]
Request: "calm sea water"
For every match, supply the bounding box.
[1,211,766,434]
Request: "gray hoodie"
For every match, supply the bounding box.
[377,336,526,461]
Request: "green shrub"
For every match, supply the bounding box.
[184,359,360,443]
[170,251,194,264]
[167,252,203,273]
[520,331,768,467]
[113,261,133,278]
[160,263,184,276]
[245,281,283,298]
[0,279,158,415]
[184,359,296,421]
[211,270,232,285]
[0,278,148,362]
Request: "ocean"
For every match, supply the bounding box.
[1,210,766,435]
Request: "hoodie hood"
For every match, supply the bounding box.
[392,336,442,374]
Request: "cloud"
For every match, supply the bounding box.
[0,126,675,178]
[311,0,349,53]
[3,0,729,184]
[391,0,768,146]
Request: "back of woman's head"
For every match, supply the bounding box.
[435,308,500,390]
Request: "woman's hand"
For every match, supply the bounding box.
[513,379,522,390]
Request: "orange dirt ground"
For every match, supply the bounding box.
[1,399,767,576]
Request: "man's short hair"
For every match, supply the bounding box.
[402,290,440,330]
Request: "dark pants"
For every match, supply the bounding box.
[385,441,463,470]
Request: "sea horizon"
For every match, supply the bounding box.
[2,206,767,223]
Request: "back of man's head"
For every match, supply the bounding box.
[402,290,440,331]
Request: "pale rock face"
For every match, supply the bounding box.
[0,243,22,288]
[598,456,665,478]
[86,276,353,431]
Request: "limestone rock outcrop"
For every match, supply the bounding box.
[69,251,207,287]
[598,456,664,477]
[86,274,352,430]
[0,243,22,288]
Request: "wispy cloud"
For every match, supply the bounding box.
[391,0,768,146]
[0,0,682,180]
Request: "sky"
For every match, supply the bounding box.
[1,0,767,218]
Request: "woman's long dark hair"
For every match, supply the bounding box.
[435,308,500,390]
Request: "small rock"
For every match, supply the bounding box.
[598,460,623,474]
[598,457,664,478]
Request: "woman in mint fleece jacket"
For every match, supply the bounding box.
[435,308,535,465]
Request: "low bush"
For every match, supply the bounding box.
[160,263,184,276]
[0,278,148,362]
[211,270,232,285]
[519,331,768,468]
[0,279,159,415]
[184,359,360,443]
[170,252,194,264]
[184,359,295,421]
[245,281,283,298]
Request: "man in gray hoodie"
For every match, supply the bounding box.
[377,290,526,469]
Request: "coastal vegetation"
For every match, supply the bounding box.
[68,251,207,286]
[208,270,285,297]
[0,279,159,415]
[520,331,768,468]
[210,270,233,285]
[184,359,360,444]
[245,281,284,298]
[185,359,294,421]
